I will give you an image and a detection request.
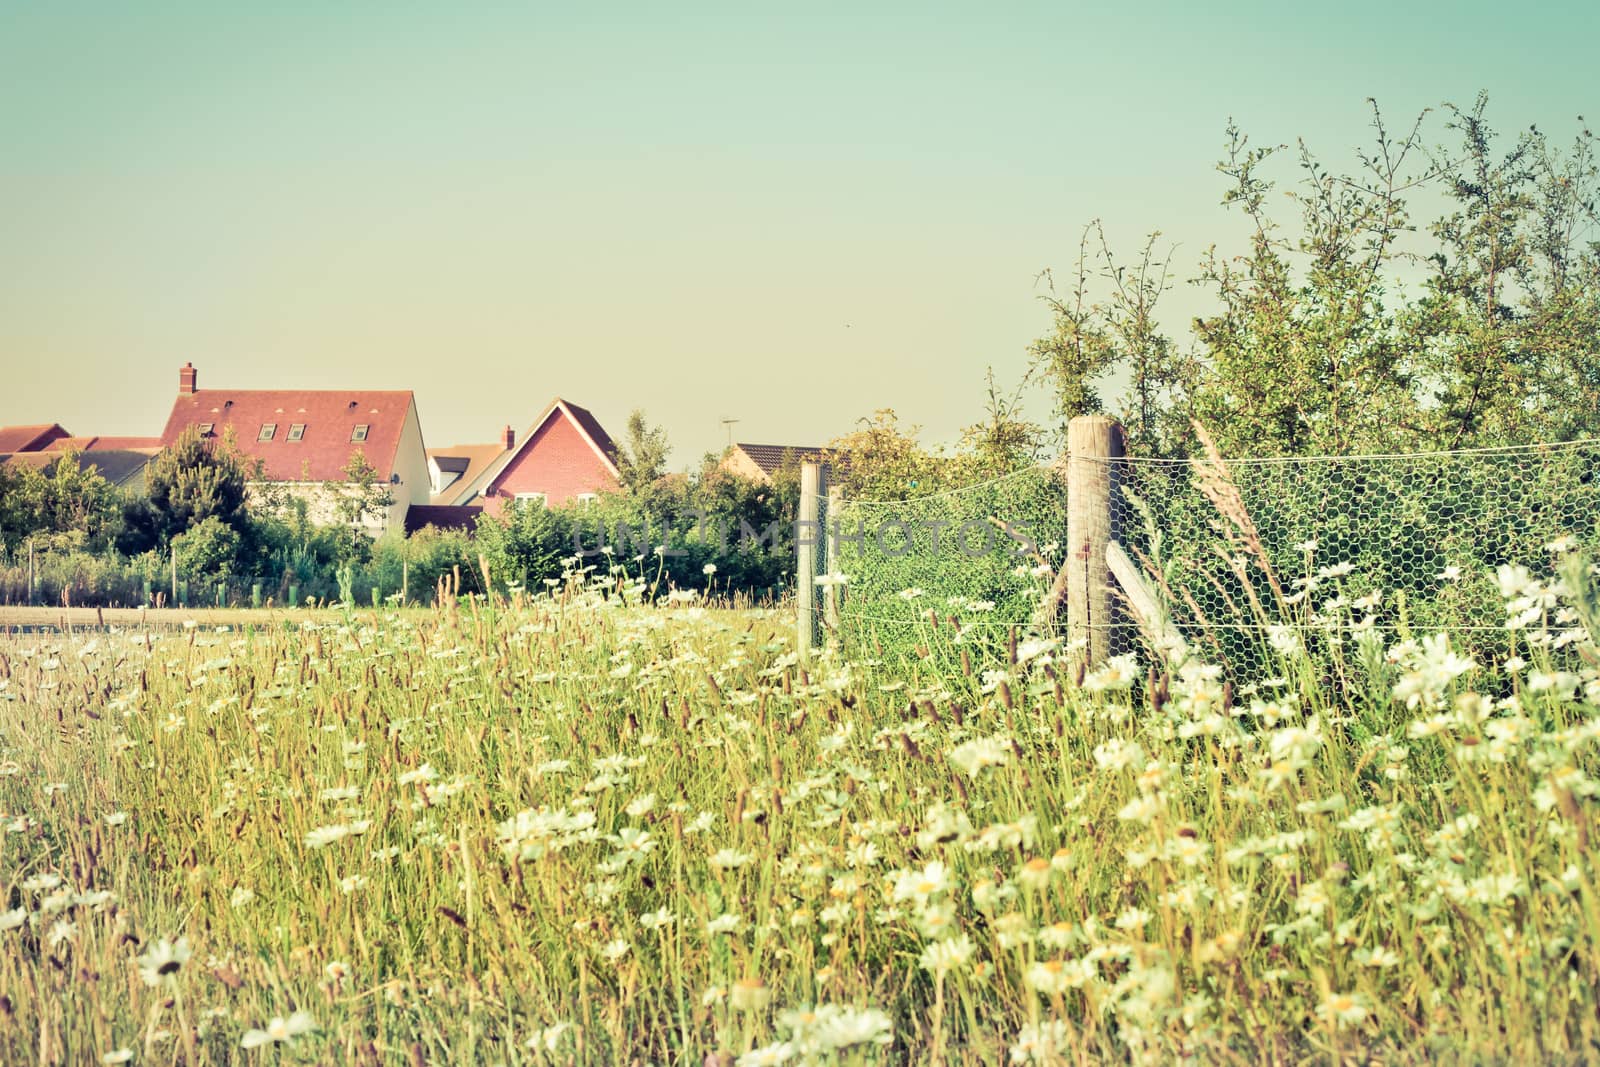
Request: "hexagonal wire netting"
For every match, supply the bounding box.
[817,440,1600,679]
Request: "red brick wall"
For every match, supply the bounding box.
[481,412,617,515]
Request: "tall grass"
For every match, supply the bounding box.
[2,553,1600,1063]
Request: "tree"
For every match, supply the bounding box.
[1029,95,1600,458]
[613,410,672,495]
[334,449,395,532]
[958,370,1047,477]
[121,426,255,553]
[1412,94,1600,445]
[0,452,120,550]
[824,409,945,500]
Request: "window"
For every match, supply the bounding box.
[287,423,306,442]
[258,423,277,442]
[351,424,369,442]
[576,493,598,506]
[197,422,214,436]
[514,491,547,506]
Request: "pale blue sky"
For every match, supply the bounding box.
[2,2,1595,465]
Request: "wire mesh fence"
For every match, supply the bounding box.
[816,436,1600,678]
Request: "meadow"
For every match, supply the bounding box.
[3,553,1600,1065]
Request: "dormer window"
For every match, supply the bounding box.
[351,424,370,442]
[258,423,277,442]
[287,423,306,442]
[197,422,214,436]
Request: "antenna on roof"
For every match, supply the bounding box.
[720,417,739,450]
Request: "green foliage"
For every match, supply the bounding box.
[613,409,673,496]
[1032,95,1600,458]
[474,498,574,591]
[823,409,949,501]
[334,449,395,530]
[171,515,241,584]
[0,452,124,550]
[124,426,255,552]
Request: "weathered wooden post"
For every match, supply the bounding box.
[796,461,822,662]
[1066,415,1123,669]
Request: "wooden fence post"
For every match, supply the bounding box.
[1066,415,1123,670]
[797,461,822,662]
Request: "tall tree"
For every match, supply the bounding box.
[121,426,256,552]
[613,410,672,495]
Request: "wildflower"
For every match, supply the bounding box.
[305,825,353,849]
[136,937,192,986]
[230,887,256,909]
[101,1051,134,1065]
[0,908,28,931]
[948,735,1012,778]
[710,848,754,870]
[1010,1020,1071,1063]
[1355,945,1401,968]
[326,960,351,982]
[601,939,631,964]
[1082,654,1138,692]
[1016,857,1052,891]
[526,1022,574,1052]
[706,912,742,936]
[240,1011,316,1049]
[730,977,770,1012]
[892,861,950,904]
[104,811,128,827]
[1025,957,1095,994]
[918,934,976,977]
[812,1006,893,1050]
[47,919,76,949]
[738,1043,795,1066]
[1316,991,1368,1029]
[397,764,436,786]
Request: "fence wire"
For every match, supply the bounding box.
[821,440,1600,676]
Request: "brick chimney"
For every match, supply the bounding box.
[502,424,515,450]
[178,362,198,394]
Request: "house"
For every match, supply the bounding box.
[0,424,162,492]
[427,398,619,516]
[159,363,430,534]
[0,424,73,453]
[720,443,831,485]
[0,448,159,494]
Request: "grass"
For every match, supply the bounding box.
[3,556,1600,1065]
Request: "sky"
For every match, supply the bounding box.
[2,2,1596,468]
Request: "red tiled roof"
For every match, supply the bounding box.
[44,435,163,453]
[0,424,70,453]
[162,390,414,482]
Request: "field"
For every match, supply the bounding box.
[3,561,1600,1065]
